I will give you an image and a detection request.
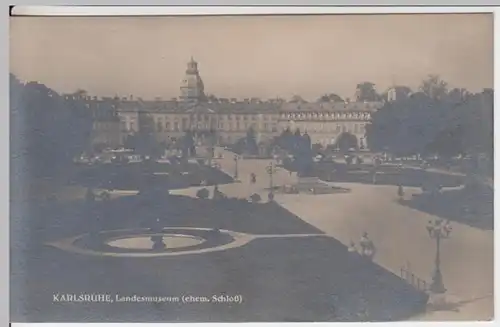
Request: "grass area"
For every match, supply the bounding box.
[13,193,428,322]
[308,163,465,188]
[399,184,493,230]
[68,162,234,191]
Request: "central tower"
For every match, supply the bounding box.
[179,57,205,102]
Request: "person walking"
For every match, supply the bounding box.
[397,184,405,201]
[250,173,256,184]
[359,232,376,261]
[426,220,435,237]
[443,220,452,237]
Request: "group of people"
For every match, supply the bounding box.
[347,232,377,261]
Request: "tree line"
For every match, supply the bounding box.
[366,76,493,161]
[10,74,95,178]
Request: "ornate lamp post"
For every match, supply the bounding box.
[426,219,451,294]
[233,154,239,179]
[266,162,277,201]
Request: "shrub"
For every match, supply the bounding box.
[250,193,262,203]
[196,188,210,199]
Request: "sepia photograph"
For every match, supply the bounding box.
[9,11,494,322]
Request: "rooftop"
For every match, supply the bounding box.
[116,100,383,114]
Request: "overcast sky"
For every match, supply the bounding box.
[10,13,493,101]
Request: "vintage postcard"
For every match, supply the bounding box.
[9,9,494,322]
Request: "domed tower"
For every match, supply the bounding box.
[180,57,205,102]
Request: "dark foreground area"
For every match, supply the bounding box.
[11,193,428,322]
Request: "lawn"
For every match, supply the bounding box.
[399,183,493,230]
[68,161,234,190]
[12,193,429,322]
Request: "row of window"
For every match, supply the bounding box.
[152,115,271,123]
[281,112,371,120]
[282,123,366,134]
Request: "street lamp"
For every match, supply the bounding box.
[426,219,452,294]
[266,162,277,201]
[233,154,239,179]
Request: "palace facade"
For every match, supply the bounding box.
[115,58,385,149]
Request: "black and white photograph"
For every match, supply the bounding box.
[9,10,494,322]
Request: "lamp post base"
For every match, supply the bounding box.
[430,269,447,294]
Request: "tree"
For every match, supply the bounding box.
[317,93,344,103]
[355,82,380,102]
[366,78,490,161]
[447,88,470,103]
[11,78,93,177]
[182,130,196,157]
[245,127,259,155]
[289,95,307,103]
[454,90,493,160]
[274,127,294,152]
[335,132,358,152]
[419,74,448,100]
[366,94,450,156]
[425,126,465,158]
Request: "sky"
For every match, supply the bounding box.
[10,13,493,101]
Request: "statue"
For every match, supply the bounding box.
[151,235,166,250]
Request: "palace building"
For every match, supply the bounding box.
[116,58,384,149]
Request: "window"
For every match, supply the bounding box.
[174,122,179,131]
[130,122,135,131]
[264,123,269,131]
[336,124,341,132]
[165,122,171,130]
[157,122,163,132]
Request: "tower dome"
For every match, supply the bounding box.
[180,57,205,102]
